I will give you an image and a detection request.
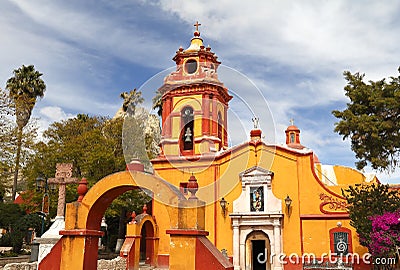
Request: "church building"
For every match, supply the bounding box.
[149,23,374,270]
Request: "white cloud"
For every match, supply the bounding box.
[35,106,75,138]
[38,106,75,123]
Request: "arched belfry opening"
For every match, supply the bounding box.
[181,106,194,152]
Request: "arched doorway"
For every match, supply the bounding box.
[245,231,271,270]
[140,220,154,264]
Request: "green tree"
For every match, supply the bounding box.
[22,113,157,235]
[342,183,400,249]
[0,88,15,199]
[23,115,126,216]
[6,65,46,200]
[332,68,400,171]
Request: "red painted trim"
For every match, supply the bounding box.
[38,238,62,270]
[59,229,104,237]
[157,254,169,268]
[308,155,346,199]
[125,235,141,239]
[300,218,304,254]
[300,214,350,219]
[166,229,209,236]
[329,227,353,254]
[195,236,234,270]
[162,84,232,105]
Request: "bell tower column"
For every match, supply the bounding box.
[211,95,218,137]
[202,94,210,136]
[162,96,172,137]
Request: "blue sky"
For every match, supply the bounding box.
[1,0,400,183]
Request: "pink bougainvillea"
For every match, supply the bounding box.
[369,210,400,257]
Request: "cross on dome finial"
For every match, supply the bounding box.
[290,118,294,126]
[194,21,201,32]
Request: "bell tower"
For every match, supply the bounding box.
[159,22,232,157]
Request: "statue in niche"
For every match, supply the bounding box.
[250,186,264,212]
[184,127,192,142]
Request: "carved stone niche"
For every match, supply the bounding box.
[233,166,282,214]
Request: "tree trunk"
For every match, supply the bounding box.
[115,208,126,253]
[12,127,23,201]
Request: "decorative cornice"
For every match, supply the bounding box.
[239,166,274,190]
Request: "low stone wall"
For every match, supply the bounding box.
[97,256,126,270]
[2,262,37,270]
[0,256,127,270]
[0,256,30,268]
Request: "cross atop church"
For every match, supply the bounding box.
[194,21,201,32]
[290,118,294,126]
[48,163,79,217]
[252,117,259,129]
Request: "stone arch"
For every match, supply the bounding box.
[58,170,185,270]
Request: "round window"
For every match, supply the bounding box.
[185,59,198,74]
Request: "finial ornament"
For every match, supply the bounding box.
[194,21,202,32]
[252,117,259,129]
[290,118,294,126]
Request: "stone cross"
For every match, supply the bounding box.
[48,163,79,217]
[290,118,294,126]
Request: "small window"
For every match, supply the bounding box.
[185,59,198,74]
[289,132,295,143]
[329,227,352,256]
[333,231,349,255]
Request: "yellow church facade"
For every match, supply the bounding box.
[38,24,380,270]
[150,25,373,270]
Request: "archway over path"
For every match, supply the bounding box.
[52,170,185,270]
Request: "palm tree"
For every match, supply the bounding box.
[152,89,163,117]
[6,65,46,201]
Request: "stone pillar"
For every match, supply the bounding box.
[273,220,283,270]
[232,222,240,270]
[59,229,103,270]
[166,199,207,270]
[239,238,246,269]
